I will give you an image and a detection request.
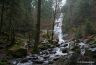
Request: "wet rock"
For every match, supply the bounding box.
[17,60,33,65]
[49,50,56,54]
[43,55,50,59]
[38,56,44,60]
[31,56,45,64]
[48,59,54,64]
[33,57,38,60]
[20,58,28,63]
[62,49,68,53]
[60,44,68,47]
[39,52,43,55]
[60,47,65,50]
[64,44,68,47]
[61,43,64,45]
[39,47,47,50]
[9,48,27,58]
[53,55,60,61]
[27,57,33,60]
[50,45,55,48]
[31,54,38,57]
[43,61,49,65]
[60,44,64,47]
[30,55,38,60]
[48,48,53,51]
[42,50,49,55]
[33,60,44,64]
[56,44,60,47]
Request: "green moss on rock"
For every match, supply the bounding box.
[7,48,27,58]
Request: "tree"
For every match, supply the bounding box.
[7,0,20,45]
[41,0,53,19]
[51,0,58,42]
[0,0,5,35]
[62,0,93,35]
[33,0,41,53]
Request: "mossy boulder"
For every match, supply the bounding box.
[38,43,54,51]
[7,48,27,58]
[72,46,80,54]
[0,59,11,65]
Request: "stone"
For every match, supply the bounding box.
[20,58,29,63]
[43,55,50,59]
[48,59,54,64]
[43,61,49,65]
[62,49,68,53]
[56,44,60,47]
[33,60,44,64]
[49,50,56,54]
[53,55,60,61]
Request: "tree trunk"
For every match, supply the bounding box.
[9,18,15,46]
[0,0,5,35]
[33,0,41,53]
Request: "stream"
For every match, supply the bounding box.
[11,0,74,65]
[11,0,92,65]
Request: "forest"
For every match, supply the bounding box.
[0,0,96,65]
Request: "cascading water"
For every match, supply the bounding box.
[53,0,68,55]
[12,0,69,65]
[54,13,65,44]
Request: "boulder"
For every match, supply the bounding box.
[53,55,60,61]
[48,59,54,64]
[20,58,28,63]
[33,60,44,64]
[43,55,49,59]
[56,44,60,47]
[62,49,68,53]
[8,48,27,58]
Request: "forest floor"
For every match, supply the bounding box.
[1,34,96,65]
[0,49,6,59]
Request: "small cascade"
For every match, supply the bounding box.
[54,13,65,44]
[79,42,86,56]
[55,47,67,55]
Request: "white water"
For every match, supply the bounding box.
[55,47,67,55]
[54,0,66,44]
[17,61,33,65]
[79,42,86,56]
[53,0,67,56]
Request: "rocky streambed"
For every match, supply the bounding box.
[11,40,74,65]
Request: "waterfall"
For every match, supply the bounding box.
[53,0,70,56]
[11,0,68,65]
[54,0,66,44]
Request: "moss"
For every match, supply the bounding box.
[38,43,54,51]
[0,59,10,65]
[72,46,80,54]
[0,61,7,65]
[7,48,27,58]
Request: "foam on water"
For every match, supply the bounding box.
[55,47,67,55]
[17,60,33,65]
